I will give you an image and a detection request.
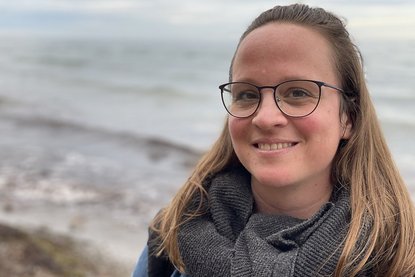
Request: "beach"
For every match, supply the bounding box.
[0,104,200,271]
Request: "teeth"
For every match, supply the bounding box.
[258,143,293,151]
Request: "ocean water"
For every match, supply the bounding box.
[0,34,414,259]
[0,37,233,252]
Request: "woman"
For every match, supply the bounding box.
[134,4,415,276]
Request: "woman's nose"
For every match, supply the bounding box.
[251,92,288,129]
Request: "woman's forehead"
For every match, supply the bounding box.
[236,23,333,59]
[232,23,338,83]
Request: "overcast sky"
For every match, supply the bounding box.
[0,0,414,40]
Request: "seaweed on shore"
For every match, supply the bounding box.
[0,223,127,277]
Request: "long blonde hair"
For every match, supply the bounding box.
[152,4,415,276]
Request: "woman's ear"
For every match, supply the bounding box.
[340,113,352,139]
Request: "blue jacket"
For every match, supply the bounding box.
[132,245,189,277]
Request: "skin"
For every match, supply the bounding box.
[229,23,351,219]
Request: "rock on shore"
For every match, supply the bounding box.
[0,223,129,277]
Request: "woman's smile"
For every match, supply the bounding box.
[254,141,297,151]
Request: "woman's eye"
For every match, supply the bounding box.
[285,88,313,98]
[234,91,259,101]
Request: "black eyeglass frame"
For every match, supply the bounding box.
[219,79,345,118]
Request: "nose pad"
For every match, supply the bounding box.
[274,96,285,114]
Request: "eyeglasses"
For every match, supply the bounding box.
[219,79,344,118]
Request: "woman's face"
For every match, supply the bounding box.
[229,23,350,194]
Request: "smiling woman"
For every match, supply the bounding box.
[133,3,415,277]
[227,23,350,219]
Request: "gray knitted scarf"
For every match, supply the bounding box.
[177,167,360,277]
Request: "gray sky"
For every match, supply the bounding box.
[0,0,414,40]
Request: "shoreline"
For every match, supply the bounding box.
[0,221,131,276]
[0,198,151,275]
[0,111,200,275]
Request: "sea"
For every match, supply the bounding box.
[0,33,414,264]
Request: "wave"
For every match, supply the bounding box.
[1,113,202,160]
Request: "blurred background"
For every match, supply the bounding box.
[0,0,414,274]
